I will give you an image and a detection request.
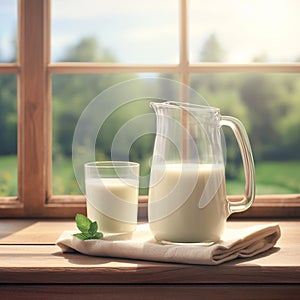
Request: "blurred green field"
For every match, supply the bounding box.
[226,161,300,195]
[1,155,300,196]
[0,155,17,196]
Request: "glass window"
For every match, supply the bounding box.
[0,74,17,196]
[0,0,298,218]
[190,73,300,195]
[51,0,179,63]
[0,0,18,63]
[51,73,117,195]
[52,73,177,196]
[190,0,300,63]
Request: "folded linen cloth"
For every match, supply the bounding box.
[56,223,281,265]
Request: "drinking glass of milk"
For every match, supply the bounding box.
[85,161,139,233]
[148,101,255,244]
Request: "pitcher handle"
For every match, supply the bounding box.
[220,116,256,214]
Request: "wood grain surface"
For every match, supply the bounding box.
[0,219,299,288]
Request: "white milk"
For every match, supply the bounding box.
[85,178,138,233]
[148,163,230,243]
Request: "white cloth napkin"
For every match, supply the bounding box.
[56,223,281,265]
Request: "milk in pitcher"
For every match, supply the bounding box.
[149,163,230,243]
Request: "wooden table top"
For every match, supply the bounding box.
[0,219,299,285]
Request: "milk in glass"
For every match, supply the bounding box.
[85,178,138,233]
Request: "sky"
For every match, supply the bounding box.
[1,0,300,63]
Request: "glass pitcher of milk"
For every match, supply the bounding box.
[148,101,255,243]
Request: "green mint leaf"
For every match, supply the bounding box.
[73,214,104,240]
[75,213,92,234]
[89,221,98,236]
[94,232,104,239]
[73,233,89,240]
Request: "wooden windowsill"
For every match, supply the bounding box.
[0,219,299,299]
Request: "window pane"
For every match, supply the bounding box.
[190,73,300,195]
[52,73,178,195]
[0,74,17,196]
[0,0,18,63]
[51,0,179,63]
[52,73,123,195]
[190,0,300,63]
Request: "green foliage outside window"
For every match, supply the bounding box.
[1,35,300,196]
